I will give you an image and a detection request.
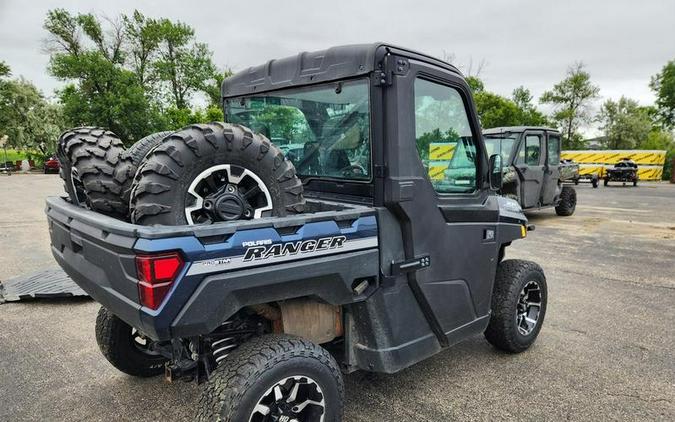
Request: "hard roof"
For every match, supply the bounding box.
[221,43,461,98]
[483,126,560,135]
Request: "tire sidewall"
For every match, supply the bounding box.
[227,356,342,422]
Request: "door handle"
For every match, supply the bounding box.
[519,167,527,173]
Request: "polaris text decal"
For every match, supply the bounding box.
[243,236,347,261]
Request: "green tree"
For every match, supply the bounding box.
[153,19,217,109]
[473,91,521,128]
[639,129,675,181]
[0,61,10,78]
[466,77,549,129]
[540,62,600,149]
[44,9,161,143]
[123,11,163,90]
[512,86,550,126]
[650,59,675,128]
[597,97,652,149]
[204,69,233,107]
[465,76,485,93]
[0,77,64,158]
[43,9,222,143]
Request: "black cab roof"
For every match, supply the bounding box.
[221,43,462,98]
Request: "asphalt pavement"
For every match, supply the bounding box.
[0,174,673,421]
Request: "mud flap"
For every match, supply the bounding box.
[0,268,88,303]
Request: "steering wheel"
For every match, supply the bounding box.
[340,164,367,177]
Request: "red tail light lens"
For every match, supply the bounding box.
[136,252,184,310]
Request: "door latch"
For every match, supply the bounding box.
[392,255,431,275]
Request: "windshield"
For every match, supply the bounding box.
[224,79,371,181]
[484,134,517,163]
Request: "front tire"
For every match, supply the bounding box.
[198,334,344,422]
[554,185,576,216]
[95,307,167,377]
[485,260,548,353]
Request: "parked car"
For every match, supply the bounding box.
[44,156,60,174]
[0,161,15,174]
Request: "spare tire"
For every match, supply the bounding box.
[129,122,305,226]
[125,131,174,167]
[57,127,134,218]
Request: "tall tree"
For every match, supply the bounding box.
[0,77,64,157]
[597,97,652,149]
[153,19,217,109]
[204,69,233,107]
[511,86,550,127]
[540,62,600,149]
[0,60,10,78]
[44,9,160,143]
[467,77,549,128]
[43,9,222,142]
[650,59,675,129]
[123,11,163,90]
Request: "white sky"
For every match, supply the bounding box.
[1,0,674,136]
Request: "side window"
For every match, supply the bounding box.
[523,135,542,166]
[547,135,560,165]
[414,78,477,194]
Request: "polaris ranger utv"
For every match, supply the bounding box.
[47,44,547,422]
[483,126,577,216]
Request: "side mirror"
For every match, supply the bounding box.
[489,153,503,190]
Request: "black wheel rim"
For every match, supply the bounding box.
[249,375,326,422]
[185,164,272,225]
[516,281,542,336]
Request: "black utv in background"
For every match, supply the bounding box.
[605,158,639,186]
[48,44,549,422]
[483,126,577,216]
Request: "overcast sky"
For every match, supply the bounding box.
[1,0,674,135]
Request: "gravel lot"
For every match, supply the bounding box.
[1,174,673,421]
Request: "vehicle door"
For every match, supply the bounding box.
[382,56,500,345]
[541,132,561,205]
[514,131,545,208]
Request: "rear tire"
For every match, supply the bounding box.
[95,307,167,377]
[129,123,305,225]
[554,185,576,216]
[57,127,134,218]
[592,177,598,188]
[604,178,609,186]
[197,334,344,422]
[485,259,547,353]
[633,179,638,187]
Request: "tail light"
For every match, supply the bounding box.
[136,252,184,310]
